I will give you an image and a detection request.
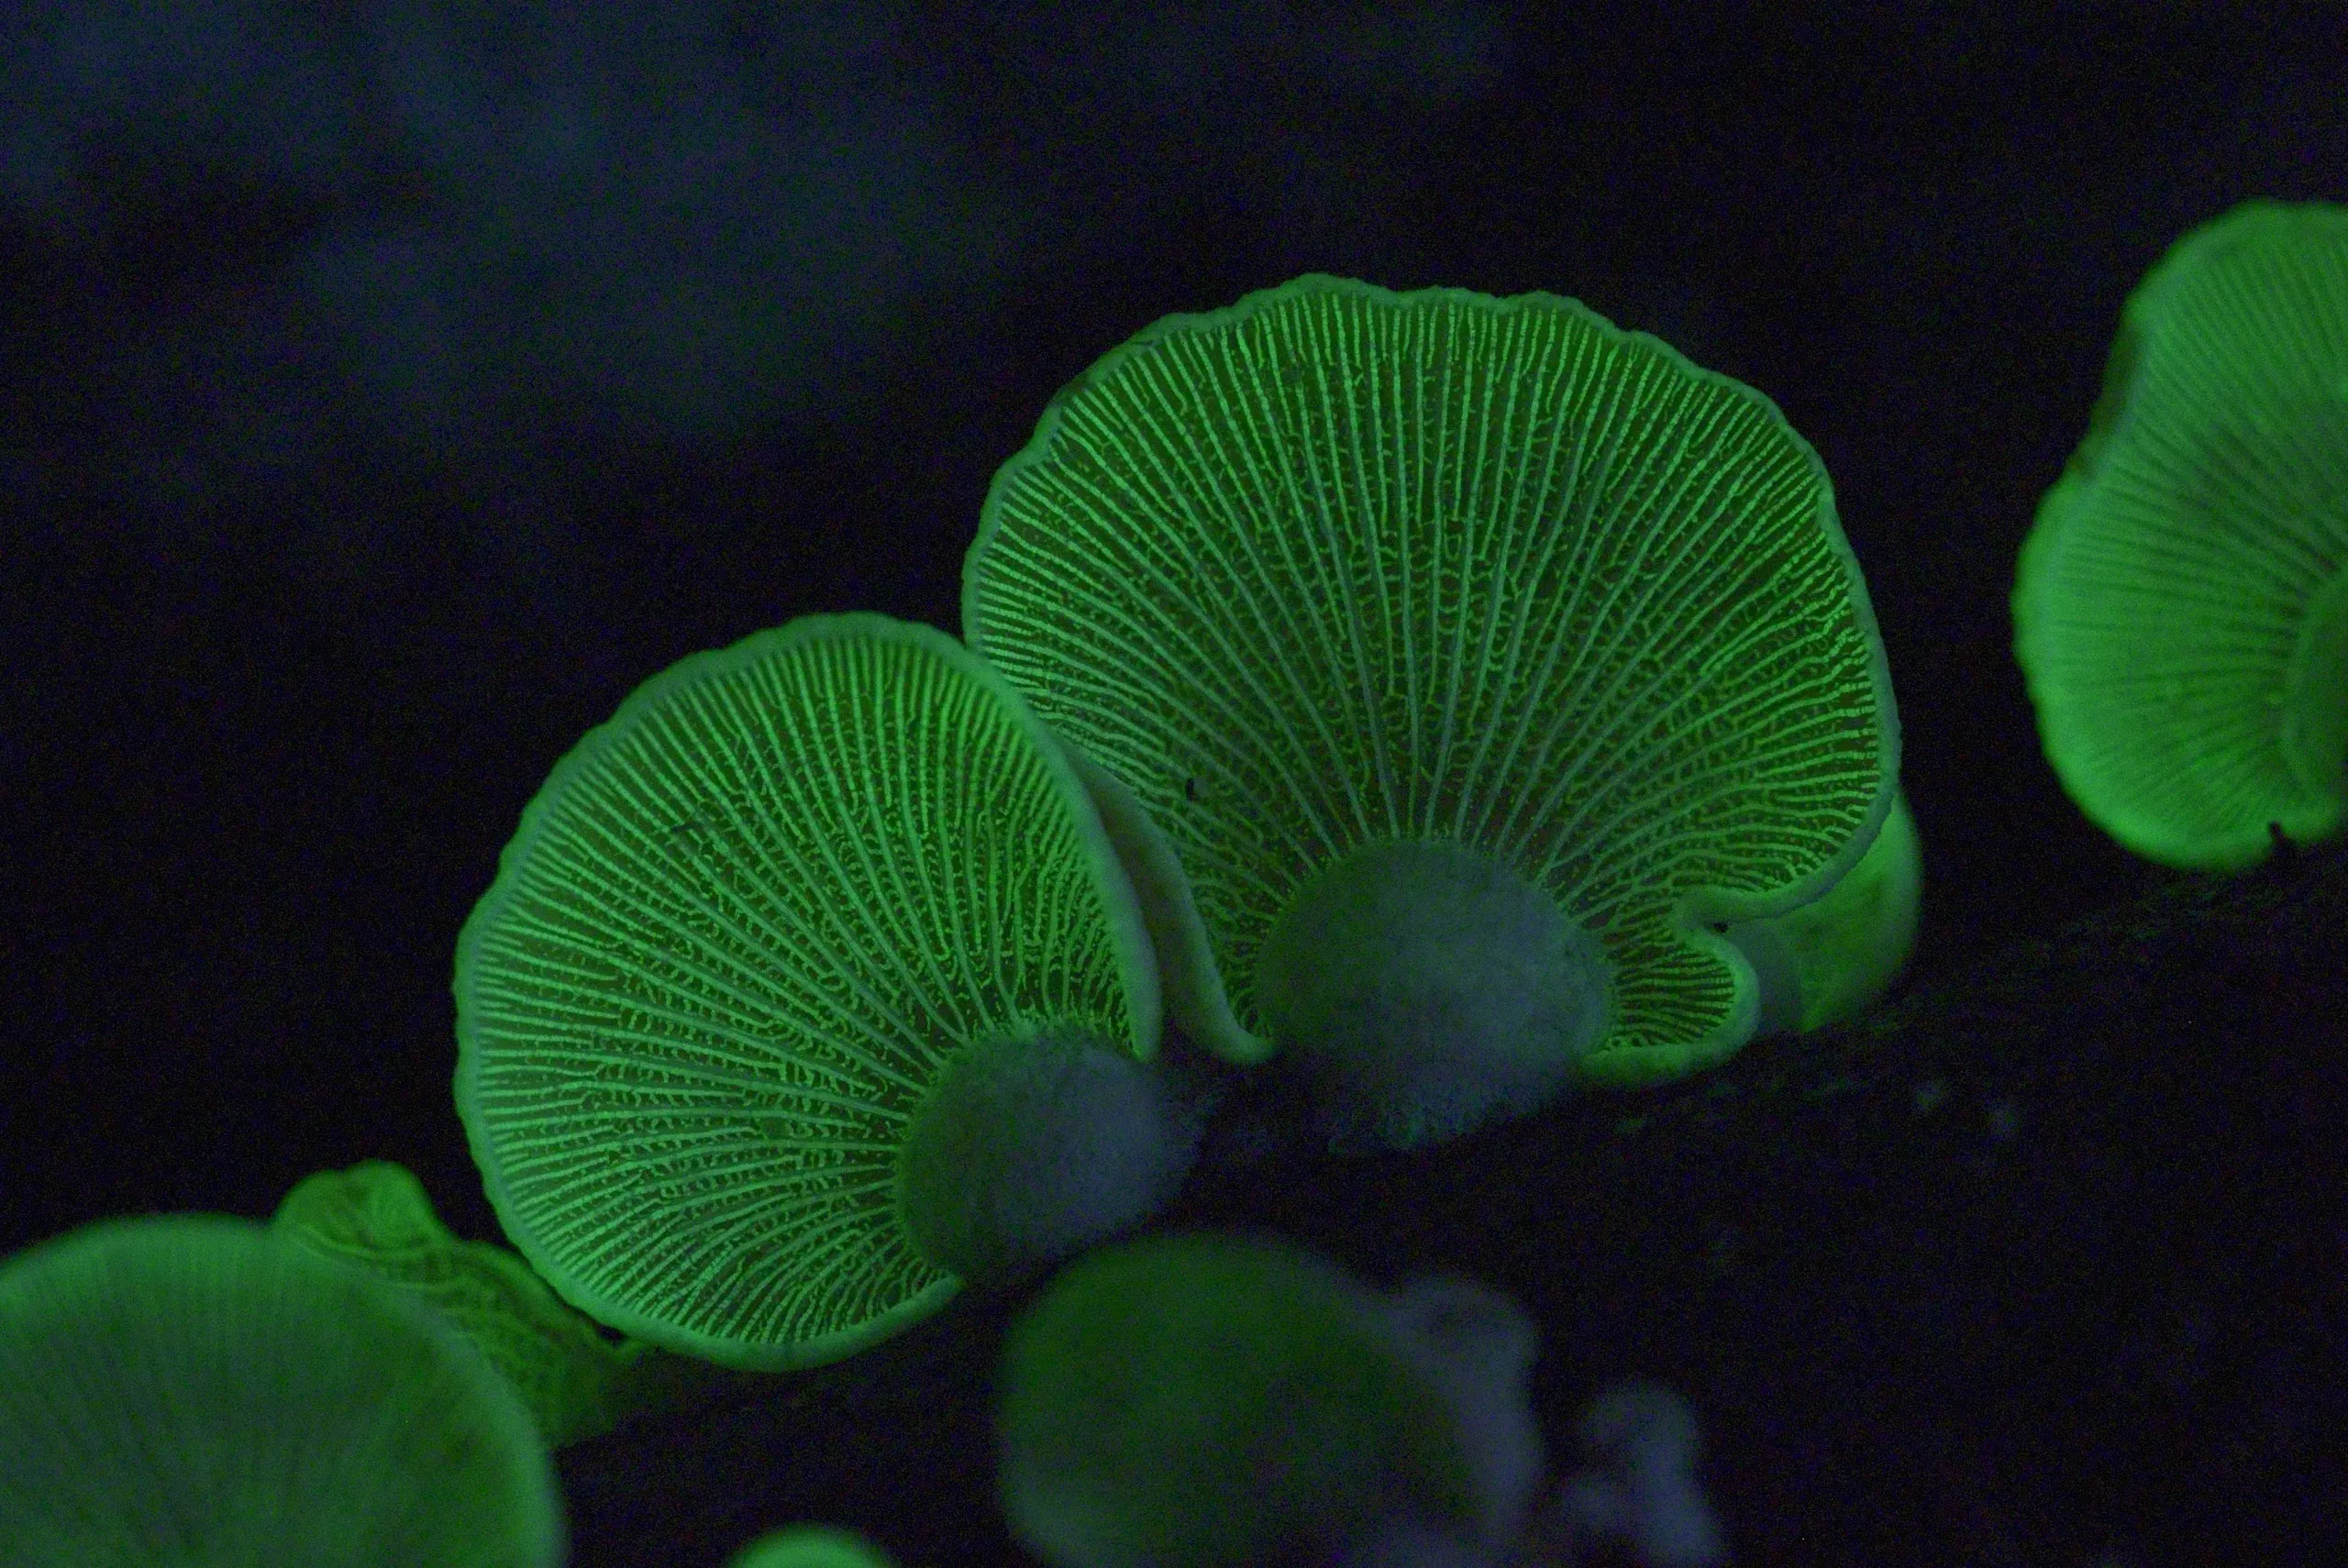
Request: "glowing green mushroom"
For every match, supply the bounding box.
[1723,785,1922,1035]
[457,613,1190,1370]
[0,1213,563,1568]
[2014,198,2348,869]
[724,1524,896,1568]
[272,1159,719,1446]
[965,275,1899,1149]
[997,1231,1544,1568]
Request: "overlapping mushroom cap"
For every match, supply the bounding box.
[455,613,1169,1370]
[272,1159,715,1446]
[965,275,1899,1137]
[0,1214,563,1568]
[1724,786,1922,1036]
[2014,199,2348,868]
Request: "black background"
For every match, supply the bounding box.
[4,4,2344,1564]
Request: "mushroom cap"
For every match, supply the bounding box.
[455,612,1160,1370]
[1725,785,1922,1036]
[0,1213,562,1568]
[965,275,1899,1089]
[2014,199,2348,868]
[271,1158,712,1447]
[996,1231,1482,1568]
[725,1524,896,1568]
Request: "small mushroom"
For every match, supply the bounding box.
[725,1524,896,1568]
[996,1231,1531,1568]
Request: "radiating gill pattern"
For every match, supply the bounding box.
[970,279,1893,1075]
[460,618,1140,1362]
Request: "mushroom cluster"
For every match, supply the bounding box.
[6,268,1926,1562]
[442,278,1908,1379]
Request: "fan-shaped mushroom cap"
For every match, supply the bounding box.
[456,613,1166,1370]
[0,1214,562,1568]
[2014,199,2348,868]
[965,275,1899,1127]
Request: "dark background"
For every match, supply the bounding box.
[4,3,2343,1564]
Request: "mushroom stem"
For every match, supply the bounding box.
[893,1028,1198,1283]
[1256,839,1612,1153]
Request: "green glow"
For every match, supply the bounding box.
[725,1525,896,1568]
[2282,568,2348,801]
[1726,787,1922,1034]
[271,1159,717,1446]
[0,1214,562,1567]
[997,1231,1477,1568]
[455,613,1162,1370]
[965,274,1899,1106]
[1060,745,1268,1068]
[2014,199,2348,868]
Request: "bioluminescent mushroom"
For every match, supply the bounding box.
[456,613,1198,1370]
[272,1159,718,1446]
[0,1213,563,1568]
[1722,785,1922,1035]
[2014,199,2348,869]
[996,1231,1545,1568]
[965,276,1899,1150]
[724,1524,896,1568]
